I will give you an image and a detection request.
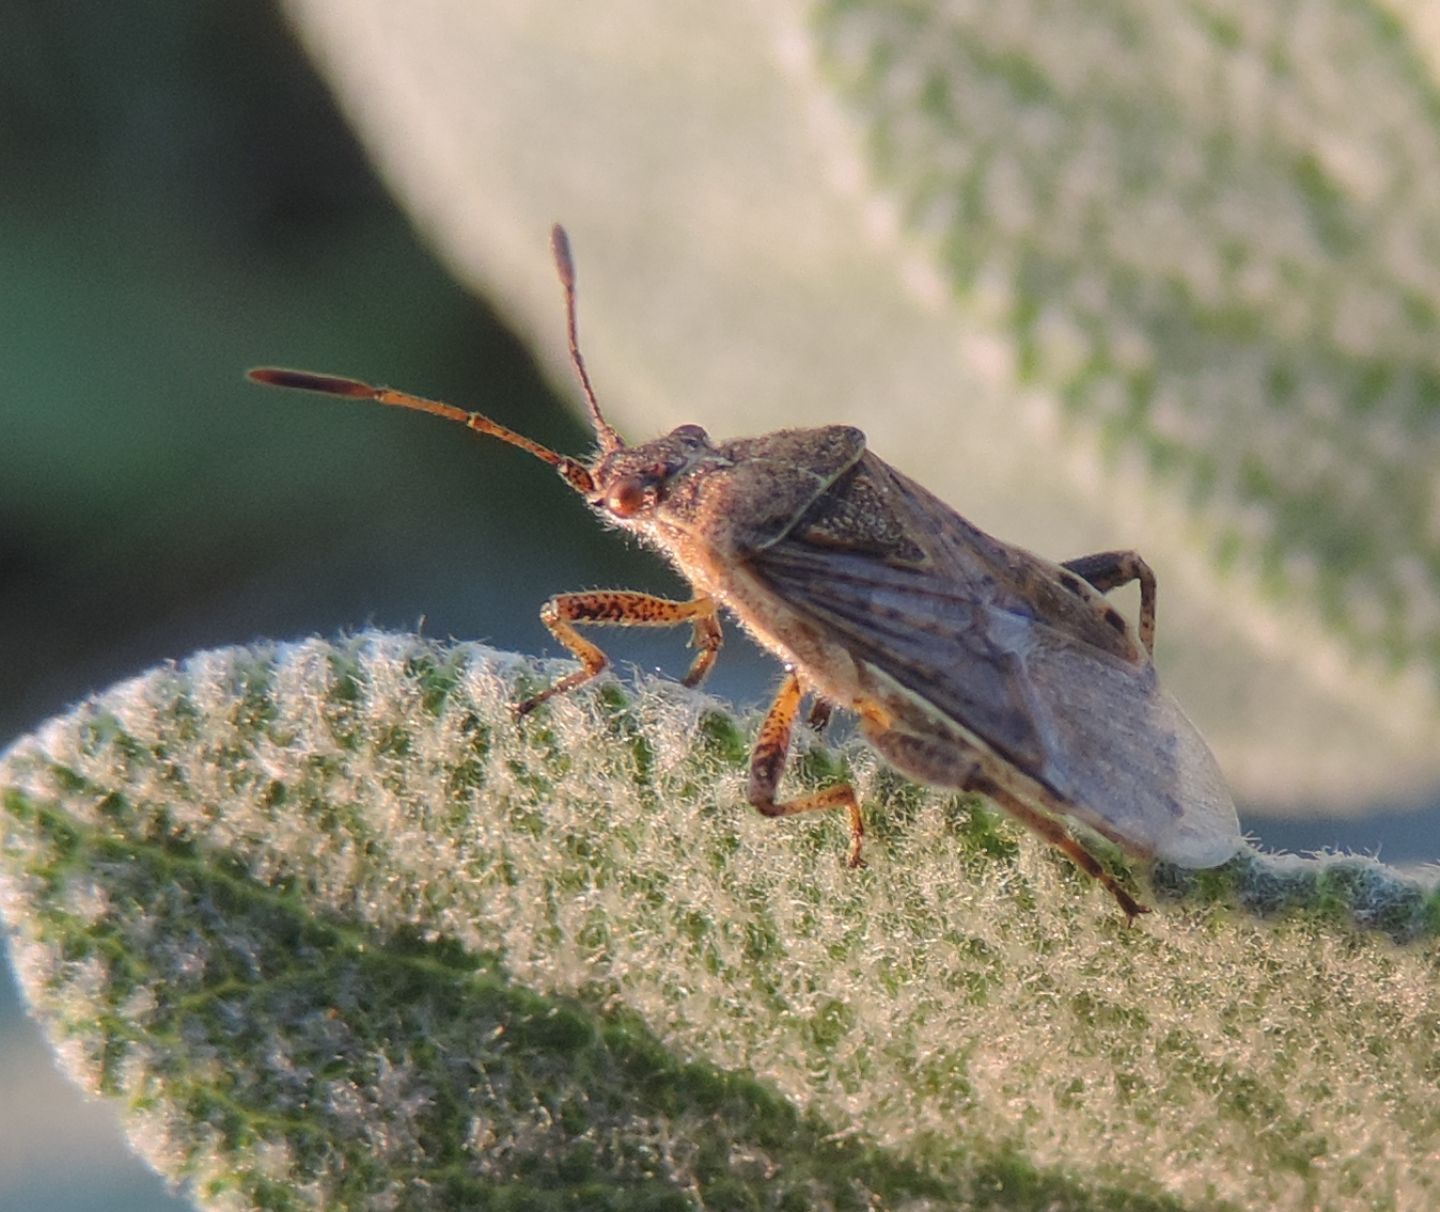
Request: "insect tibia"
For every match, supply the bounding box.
[973,774,1151,921]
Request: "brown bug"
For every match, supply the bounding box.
[250,225,1240,919]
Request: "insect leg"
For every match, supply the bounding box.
[970,775,1150,922]
[748,670,865,866]
[1060,550,1157,655]
[805,699,835,734]
[683,610,725,688]
[516,591,722,715]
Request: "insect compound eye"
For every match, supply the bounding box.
[671,424,709,447]
[604,476,649,518]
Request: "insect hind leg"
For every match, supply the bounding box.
[970,774,1149,922]
[859,723,1146,919]
[1060,549,1157,655]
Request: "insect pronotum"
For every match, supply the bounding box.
[250,225,1241,919]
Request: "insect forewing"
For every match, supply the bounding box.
[745,453,1240,867]
[1013,626,1240,865]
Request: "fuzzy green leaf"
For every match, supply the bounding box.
[3,635,1438,1210]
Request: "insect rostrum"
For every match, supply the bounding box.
[249,225,1241,920]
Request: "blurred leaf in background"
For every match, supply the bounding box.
[277,0,1440,843]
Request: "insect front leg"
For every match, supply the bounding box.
[747,670,865,867]
[1060,550,1157,655]
[516,591,722,715]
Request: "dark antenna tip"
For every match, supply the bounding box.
[247,368,375,398]
[550,224,575,289]
[549,223,623,453]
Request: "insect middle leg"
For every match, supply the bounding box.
[1061,550,1157,655]
[516,590,722,715]
[748,670,865,867]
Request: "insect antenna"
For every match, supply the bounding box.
[550,224,624,454]
[245,368,598,495]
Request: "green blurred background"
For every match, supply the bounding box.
[0,3,756,1207]
[1,3,1432,1208]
